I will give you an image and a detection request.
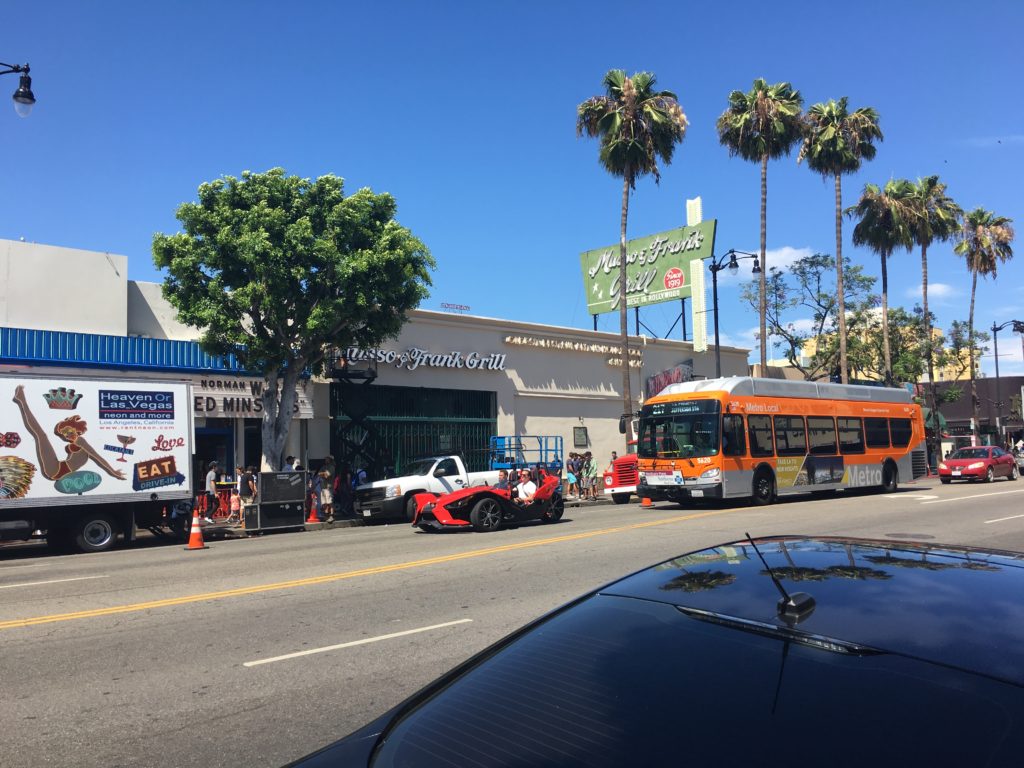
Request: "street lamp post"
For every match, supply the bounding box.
[709,249,760,378]
[0,61,35,117]
[991,319,1024,442]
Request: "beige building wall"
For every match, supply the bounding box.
[127,281,201,340]
[343,309,748,465]
[0,239,128,335]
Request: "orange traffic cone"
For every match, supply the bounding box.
[306,500,320,524]
[184,508,208,550]
[641,497,653,508]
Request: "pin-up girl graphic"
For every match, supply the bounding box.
[13,385,126,482]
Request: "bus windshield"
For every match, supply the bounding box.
[638,400,720,459]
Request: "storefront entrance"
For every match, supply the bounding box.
[331,383,497,479]
[195,423,235,492]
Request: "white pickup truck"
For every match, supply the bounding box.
[354,456,500,522]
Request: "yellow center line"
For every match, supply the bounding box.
[0,506,745,631]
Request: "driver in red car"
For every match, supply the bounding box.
[516,469,537,504]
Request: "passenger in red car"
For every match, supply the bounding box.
[516,469,537,503]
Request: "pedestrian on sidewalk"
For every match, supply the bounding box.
[318,456,336,522]
[204,461,219,523]
[583,452,597,500]
[228,488,242,523]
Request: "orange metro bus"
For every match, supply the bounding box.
[632,377,927,506]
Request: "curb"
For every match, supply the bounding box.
[304,518,365,530]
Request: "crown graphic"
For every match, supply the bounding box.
[43,387,83,410]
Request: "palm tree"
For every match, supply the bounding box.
[798,98,883,383]
[717,79,803,373]
[577,70,688,437]
[955,208,1015,439]
[847,179,916,384]
[906,176,961,449]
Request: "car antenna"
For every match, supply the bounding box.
[745,533,815,625]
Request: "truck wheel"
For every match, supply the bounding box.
[405,495,419,522]
[72,513,119,553]
[470,498,502,532]
[612,493,631,505]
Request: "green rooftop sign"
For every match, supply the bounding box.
[579,220,717,316]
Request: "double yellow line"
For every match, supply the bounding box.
[0,506,743,631]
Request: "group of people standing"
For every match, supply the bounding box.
[566,452,601,500]
[288,454,367,523]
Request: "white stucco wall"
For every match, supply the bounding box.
[0,239,128,335]
[127,281,201,340]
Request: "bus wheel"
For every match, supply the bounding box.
[882,461,898,493]
[752,470,775,506]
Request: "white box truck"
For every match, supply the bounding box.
[0,374,195,552]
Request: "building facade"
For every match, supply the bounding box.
[1,239,750,482]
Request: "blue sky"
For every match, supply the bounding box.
[3,0,1022,375]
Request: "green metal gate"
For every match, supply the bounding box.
[331,383,497,475]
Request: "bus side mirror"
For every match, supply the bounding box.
[618,415,627,434]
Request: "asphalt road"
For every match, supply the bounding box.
[3,477,1024,767]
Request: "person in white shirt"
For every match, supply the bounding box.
[204,461,219,524]
[516,469,537,503]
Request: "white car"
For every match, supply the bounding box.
[354,456,499,521]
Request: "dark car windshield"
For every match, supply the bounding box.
[638,400,720,459]
[951,448,991,460]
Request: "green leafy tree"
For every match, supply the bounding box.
[954,208,1014,439]
[741,252,875,381]
[798,98,883,384]
[935,321,989,407]
[855,307,930,384]
[152,169,434,470]
[717,79,804,373]
[577,70,688,438]
[906,176,961,446]
[847,179,916,384]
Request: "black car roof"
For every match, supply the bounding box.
[601,535,1024,686]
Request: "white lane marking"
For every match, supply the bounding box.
[881,494,938,500]
[0,563,46,571]
[922,488,1024,505]
[244,618,473,668]
[0,575,109,590]
[985,513,1024,525]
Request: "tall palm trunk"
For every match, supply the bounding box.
[759,154,768,373]
[619,175,634,440]
[879,253,891,384]
[969,269,979,442]
[834,173,848,384]
[921,244,941,452]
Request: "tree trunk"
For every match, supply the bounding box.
[260,366,300,471]
[834,172,848,384]
[880,254,891,385]
[922,243,940,454]
[969,269,979,442]
[759,154,768,374]
[619,175,634,441]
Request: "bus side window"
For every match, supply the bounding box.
[838,418,865,454]
[748,415,773,457]
[865,418,890,448]
[889,418,912,447]
[723,414,746,457]
[808,417,837,455]
[773,416,807,457]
